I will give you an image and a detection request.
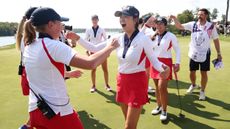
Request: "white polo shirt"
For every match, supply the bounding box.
[23,38,76,116]
[78,32,164,74]
[183,21,219,62]
[155,32,181,64]
[183,21,218,40]
[85,26,107,45]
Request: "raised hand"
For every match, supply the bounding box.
[168,15,176,20]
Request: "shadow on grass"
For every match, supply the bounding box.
[168,79,190,89]
[167,84,230,123]
[163,113,215,129]
[206,97,230,111]
[78,110,111,129]
[168,93,230,122]
[96,90,119,106]
[96,89,147,115]
[148,79,230,128]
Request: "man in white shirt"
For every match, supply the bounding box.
[85,15,111,92]
[170,8,222,100]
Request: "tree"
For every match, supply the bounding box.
[211,8,219,20]
[0,22,18,36]
[193,7,200,20]
[177,9,194,23]
[221,14,226,24]
[225,0,229,35]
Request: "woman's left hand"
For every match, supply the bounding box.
[173,64,180,72]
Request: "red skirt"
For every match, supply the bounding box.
[150,58,173,80]
[116,71,148,108]
[30,109,84,129]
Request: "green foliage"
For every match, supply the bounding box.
[193,7,200,20]
[0,44,15,50]
[221,14,226,24]
[168,25,181,35]
[211,8,219,20]
[0,22,18,36]
[177,10,194,24]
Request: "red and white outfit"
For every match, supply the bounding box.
[23,37,84,129]
[141,26,158,68]
[85,26,107,45]
[150,32,181,80]
[85,26,106,55]
[19,39,30,96]
[77,32,165,108]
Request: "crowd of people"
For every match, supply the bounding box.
[16,5,222,129]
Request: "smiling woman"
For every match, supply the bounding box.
[64,5,170,129]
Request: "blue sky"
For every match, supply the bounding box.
[0,0,227,28]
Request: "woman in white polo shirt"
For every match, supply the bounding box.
[85,15,111,92]
[144,17,181,121]
[67,6,170,129]
[16,7,38,129]
[23,7,119,129]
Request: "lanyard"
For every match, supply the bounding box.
[157,31,167,46]
[122,29,139,58]
[92,26,99,38]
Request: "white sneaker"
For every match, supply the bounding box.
[160,110,168,121]
[199,91,206,100]
[151,106,162,115]
[187,84,199,94]
[148,86,155,93]
[90,86,97,93]
[105,85,112,92]
[148,86,154,90]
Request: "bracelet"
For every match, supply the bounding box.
[217,52,221,55]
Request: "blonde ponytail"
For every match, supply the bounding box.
[23,20,36,45]
[15,18,26,50]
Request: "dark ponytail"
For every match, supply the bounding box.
[23,20,36,45]
[134,17,139,30]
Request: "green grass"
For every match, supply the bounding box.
[0,36,230,129]
[0,44,15,50]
